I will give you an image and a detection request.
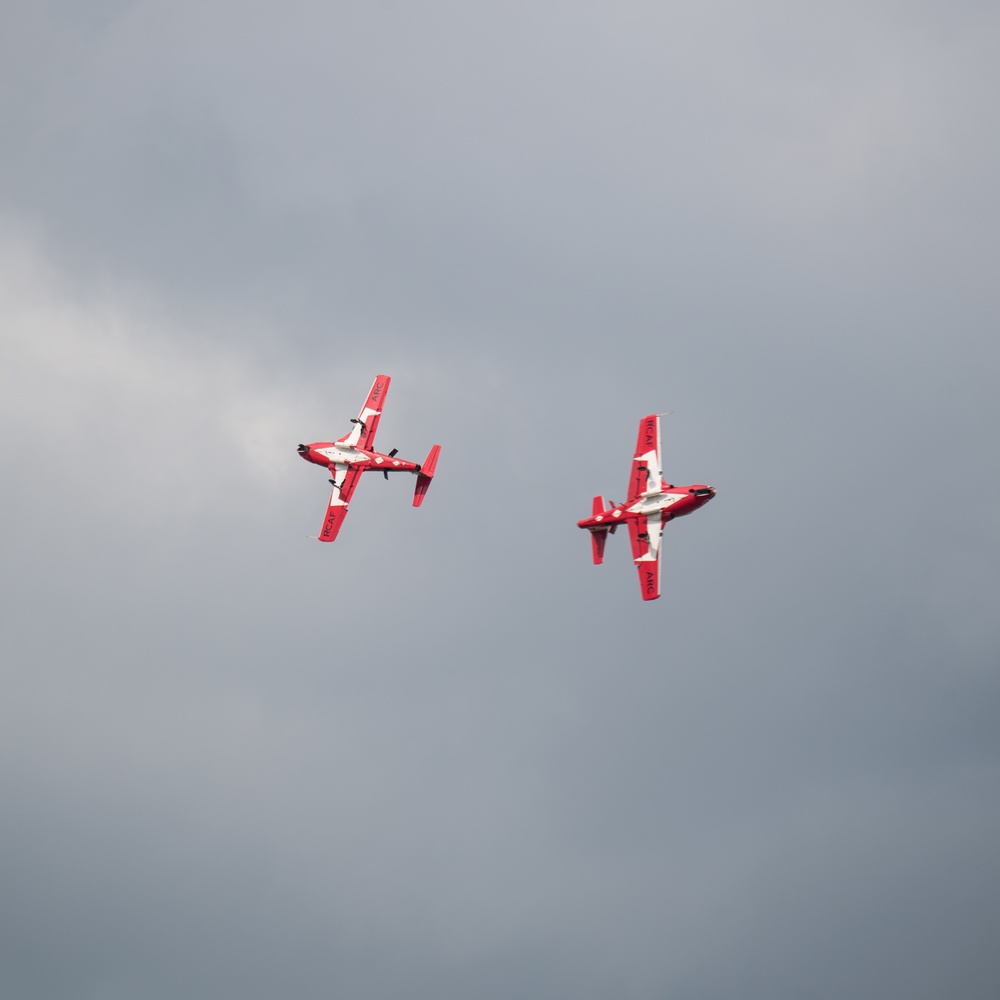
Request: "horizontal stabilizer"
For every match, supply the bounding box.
[591,529,608,565]
[413,444,441,507]
[587,496,612,563]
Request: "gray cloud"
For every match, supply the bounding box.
[2,2,999,998]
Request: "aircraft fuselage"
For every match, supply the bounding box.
[297,443,422,475]
[577,484,715,530]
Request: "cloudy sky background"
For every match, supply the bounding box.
[2,1,999,997]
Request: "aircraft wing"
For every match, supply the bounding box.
[628,413,664,500]
[337,374,390,451]
[628,513,663,601]
[318,464,363,542]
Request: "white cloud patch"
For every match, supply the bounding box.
[0,237,332,531]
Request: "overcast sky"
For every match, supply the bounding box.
[2,2,999,998]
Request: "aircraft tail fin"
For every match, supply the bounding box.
[412,444,441,507]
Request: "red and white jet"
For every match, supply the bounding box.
[297,375,441,542]
[577,413,715,601]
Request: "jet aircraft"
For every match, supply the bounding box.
[577,413,714,600]
[297,375,441,542]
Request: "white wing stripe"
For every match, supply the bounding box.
[329,463,350,504]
